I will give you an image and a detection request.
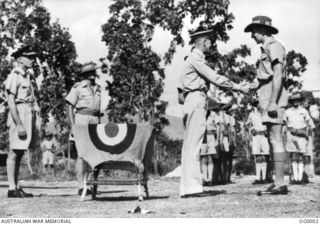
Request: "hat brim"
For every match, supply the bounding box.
[289,97,303,101]
[190,29,214,38]
[77,66,99,76]
[244,23,278,34]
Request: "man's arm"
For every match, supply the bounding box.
[67,104,75,125]
[269,63,283,106]
[192,60,249,93]
[7,93,26,138]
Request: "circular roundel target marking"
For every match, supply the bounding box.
[97,123,127,146]
[104,123,119,138]
[88,123,137,154]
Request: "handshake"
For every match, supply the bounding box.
[233,80,259,94]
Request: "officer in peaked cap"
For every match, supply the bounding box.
[5,45,38,198]
[11,45,37,60]
[177,26,249,198]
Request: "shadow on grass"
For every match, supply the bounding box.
[94,195,169,202]
[29,190,128,198]
[181,190,227,198]
[0,184,76,189]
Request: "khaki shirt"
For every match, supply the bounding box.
[247,108,267,131]
[65,80,101,112]
[206,111,219,131]
[5,67,35,104]
[257,37,288,109]
[41,139,55,151]
[284,106,315,129]
[178,49,234,92]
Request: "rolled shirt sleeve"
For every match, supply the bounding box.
[5,72,19,97]
[268,42,285,64]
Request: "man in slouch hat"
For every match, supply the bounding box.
[66,62,101,196]
[245,16,289,195]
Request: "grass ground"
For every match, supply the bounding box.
[0,174,319,218]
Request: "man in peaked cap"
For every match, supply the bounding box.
[5,45,37,198]
[245,16,289,195]
[66,62,101,196]
[178,26,249,198]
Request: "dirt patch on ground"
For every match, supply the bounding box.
[0,175,319,218]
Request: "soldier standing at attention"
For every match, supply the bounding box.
[200,98,223,186]
[245,16,289,195]
[5,46,37,198]
[246,99,270,184]
[284,93,314,184]
[66,62,101,196]
[178,26,249,198]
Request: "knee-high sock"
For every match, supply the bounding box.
[261,162,267,180]
[6,153,16,190]
[14,152,24,189]
[298,162,304,181]
[309,164,315,177]
[292,162,298,181]
[201,157,208,182]
[255,163,261,180]
[274,153,287,186]
[304,163,310,176]
[207,156,214,182]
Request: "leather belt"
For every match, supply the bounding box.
[184,87,207,98]
[76,110,100,117]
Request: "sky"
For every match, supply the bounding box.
[43,0,320,117]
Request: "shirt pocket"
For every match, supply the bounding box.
[18,81,32,99]
[78,89,95,108]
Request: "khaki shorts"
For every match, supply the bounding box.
[286,132,307,153]
[43,151,54,165]
[200,134,217,156]
[305,136,314,157]
[8,104,36,150]
[258,79,288,125]
[252,135,270,155]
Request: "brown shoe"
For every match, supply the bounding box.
[78,188,93,196]
[8,189,23,198]
[257,185,288,196]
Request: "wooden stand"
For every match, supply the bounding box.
[80,161,150,201]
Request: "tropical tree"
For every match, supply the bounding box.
[285,50,308,93]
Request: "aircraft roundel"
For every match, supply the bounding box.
[88,123,136,154]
